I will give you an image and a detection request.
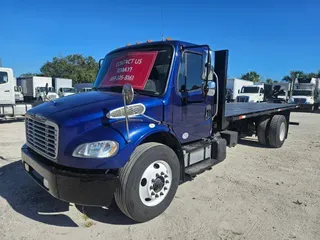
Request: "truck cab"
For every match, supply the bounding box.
[0,68,15,105]
[288,78,320,111]
[14,86,24,102]
[237,84,264,102]
[58,87,76,97]
[36,86,59,101]
[21,40,296,223]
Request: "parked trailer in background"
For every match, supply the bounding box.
[0,68,32,119]
[16,76,58,102]
[289,77,320,111]
[226,78,253,102]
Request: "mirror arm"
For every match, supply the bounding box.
[123,94,131,142]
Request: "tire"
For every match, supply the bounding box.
[257,116,270,146]
[114,142,180,222]
[310,105,315,112]
[267,115,287,148]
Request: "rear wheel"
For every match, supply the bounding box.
[114,142,180,222]
[257,116,270,146]
[267,115,287,148]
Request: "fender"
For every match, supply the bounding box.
[94,119,176,169]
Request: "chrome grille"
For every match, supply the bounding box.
[25,115,58,161]
[294,98,307,104]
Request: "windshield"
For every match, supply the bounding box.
[293,90,313,96]
[94,45,173,96]
[241,86,260,93]
[63,88,76,93]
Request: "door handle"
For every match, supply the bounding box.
[204,105,212,119]
[4,90,10,92]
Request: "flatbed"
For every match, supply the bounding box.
[225,102,297,120]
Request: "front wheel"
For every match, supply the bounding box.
[114,142,180,222]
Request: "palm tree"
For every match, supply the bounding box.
[240,71,260,83]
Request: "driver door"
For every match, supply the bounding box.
[172,50,214,143]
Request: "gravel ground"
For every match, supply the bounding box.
[0,112,319,240]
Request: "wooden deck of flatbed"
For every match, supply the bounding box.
[225,103,297,120]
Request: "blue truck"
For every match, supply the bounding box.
[21,40,297,222]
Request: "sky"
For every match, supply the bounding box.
[1,0,320,80]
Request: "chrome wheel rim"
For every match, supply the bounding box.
[279,122,286,142]
[139,160,172,207]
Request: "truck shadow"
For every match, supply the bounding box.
[75,203,136,225]
[0,161,135,227]
[238,139,269,148]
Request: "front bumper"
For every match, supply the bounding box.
[297,103,313,109]
[21,144,119,207]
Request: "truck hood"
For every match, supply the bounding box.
[27,91,164,125]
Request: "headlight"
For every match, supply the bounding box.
[306,99,314,104]
[288,98,294,103]
[72,141,119,158]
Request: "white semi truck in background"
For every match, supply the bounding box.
[289,77,320,111]
[0,68,32,119]
[236,82,272,103]
[226,78,253,102]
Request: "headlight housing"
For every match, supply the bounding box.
[72,141,119,158]
[306,99,314,104]
[288,97,294,104]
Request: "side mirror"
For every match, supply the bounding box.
[238,89,240,94]
[45,83,49,95]
[202,50,213,81]
[202,81,216,97]
[122,83,134,105]
[99,58,104,69]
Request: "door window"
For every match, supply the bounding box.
[0,72,8,84]
[260,88,264,94]
[178,52,202,92]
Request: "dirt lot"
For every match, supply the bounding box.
[0,112,319,240]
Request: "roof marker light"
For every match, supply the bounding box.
[146,40,152,43]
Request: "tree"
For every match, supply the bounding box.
[19,72,44,77]
[40,54,99,83]
[266,78,273,84]
[282,70,304,82]
[240,71,260,83]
